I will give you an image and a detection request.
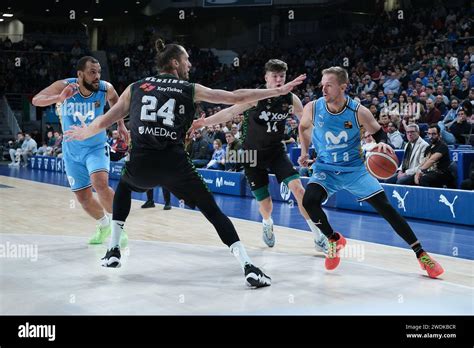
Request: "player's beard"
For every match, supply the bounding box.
[178,67,189,81]
[83,80,99,92]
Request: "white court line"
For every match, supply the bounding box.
[2,232,473,291]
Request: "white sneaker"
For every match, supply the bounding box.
[262,222,275,247]
[314,234,329,254]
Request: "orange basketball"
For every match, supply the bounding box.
[366,148,399,180]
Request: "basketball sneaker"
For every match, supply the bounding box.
[244,263,271,288]
[314,234,329,254]
[417,252,444,278]
[141,200,155,208]
[262,222,275,247]
[119,230,129,248]
[89,224,111,244]
[101,246,121,268]
[325,232,347,270]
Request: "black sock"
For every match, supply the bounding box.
[328,232,339,241]
[411,242,425,258]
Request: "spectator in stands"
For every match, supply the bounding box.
[44,123,54,141]
[52,131,63,156]
[449,109,472,144]
[206,139,225,170]
[36,141,50,156]
[362,75,377,94]
[8,132,25,167]
[457,77,470,100]
[224,132,242,171]
[189,129,211,168]
[213,124,226,145]
[285,118,299,143]
[369,104,379,120]
[11,133,37,167]
[362,131,377,152]
[386,124,429,184]
[110,130,128,161]
[387,122,405,149]
[443,98,461,124]
[383,72,401,95]
[435,85,450,105]
[434,95,447,115]
[422,99,442,124]
[378,113,390,132]
[414,125,454,188]
[231,124,241,139]
[46,131,56,147]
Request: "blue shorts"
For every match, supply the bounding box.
[308,166,383,202]
[63,145,110,191]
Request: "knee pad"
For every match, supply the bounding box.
[252,185,270,202]
[302,184,327,210]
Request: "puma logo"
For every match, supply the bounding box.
[392,190,409,212]
[439,194,458,218]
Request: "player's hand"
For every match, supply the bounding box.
[58,83,79,103]
[64,124,89,142]
[117,122,130,144]
[278,74,306,95]
[374,142,394,154]
[191,114,206,130]
[298,153,310,167]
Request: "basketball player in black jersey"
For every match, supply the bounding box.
[192,59,329,252]
[65,40,305,288]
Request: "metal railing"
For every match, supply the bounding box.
[1,96,21,136]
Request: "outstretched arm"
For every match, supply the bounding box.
[65,85,132,141]
[32,80,79,106]
[194,74,306,104]
[106,82,129,143]
[291,93,304,120]
[191,102,254,130]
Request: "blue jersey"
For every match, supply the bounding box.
[311,96,364,172]
[57,78,108,159]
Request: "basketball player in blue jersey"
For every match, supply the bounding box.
[298,67,443,278]
[32,56,129,246]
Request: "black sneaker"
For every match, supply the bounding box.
[101,247,121,268]
[244,264,271,288]
[163,203,172,210]
[141,200,155,209]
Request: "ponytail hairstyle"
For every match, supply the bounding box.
[155,38,185,72]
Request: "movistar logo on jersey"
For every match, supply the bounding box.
[325,131,349,150]
[58,102,97,124]
[259,110,289,122]
[138,126,177,140]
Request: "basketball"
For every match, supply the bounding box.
[366,148,399,180]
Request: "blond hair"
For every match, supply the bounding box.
[322,66,349,85]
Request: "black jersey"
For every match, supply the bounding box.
[129,74,196,150]
[241,92,293,151]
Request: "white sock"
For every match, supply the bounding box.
[97,214,110,228]
[109,220,124,249]
[306,219,323,239]
[262,217,273,226]
[230,241,252,269]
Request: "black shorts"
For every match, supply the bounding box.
[243,144,299,192]
[121,145,212,209]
